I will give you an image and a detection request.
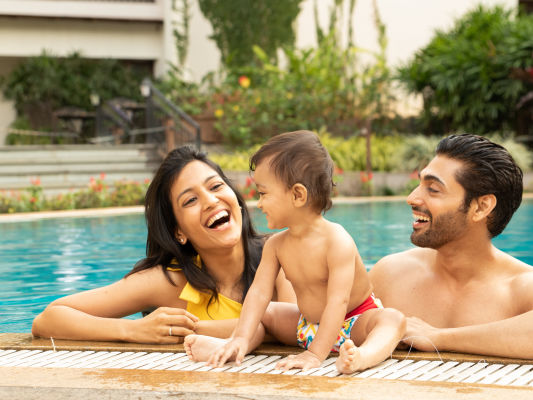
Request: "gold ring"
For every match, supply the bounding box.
[169,326,173,336]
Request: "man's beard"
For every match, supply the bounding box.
[411,208,468,249]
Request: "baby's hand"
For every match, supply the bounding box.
[207,337,249,367]
[276,350,322,371]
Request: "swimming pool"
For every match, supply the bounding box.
[1,199,532,333]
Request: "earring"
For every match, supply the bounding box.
[178,237,186,244]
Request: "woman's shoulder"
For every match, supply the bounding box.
[129,263,188,292]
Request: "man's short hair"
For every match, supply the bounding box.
[436,134,523,237]
[250,130,334,213]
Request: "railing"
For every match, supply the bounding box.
[141,78,202,151]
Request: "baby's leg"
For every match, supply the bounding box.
[185,323,266,362]
[261,302,301,346]
[336,308,405,374]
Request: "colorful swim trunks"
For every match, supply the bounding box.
[296,293,382,352]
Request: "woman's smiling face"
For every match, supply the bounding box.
[170,160,243,252]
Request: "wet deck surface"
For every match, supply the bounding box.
[1,333,533,400]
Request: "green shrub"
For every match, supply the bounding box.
[0,175,151,214]
[1,52,144,138]
[397,5,533,134]
[209,132,533,173]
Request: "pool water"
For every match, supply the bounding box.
[1,200,532,333]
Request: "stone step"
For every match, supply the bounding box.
[0,144,161,194]
[0,161,160,176]
[0,144,158,164]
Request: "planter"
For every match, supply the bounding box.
[194,113,223,144]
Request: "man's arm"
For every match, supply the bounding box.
[404,312,533,359]
[405,272,533,359]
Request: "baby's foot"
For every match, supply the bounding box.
[183,334,228,362]
[336,339,364,374]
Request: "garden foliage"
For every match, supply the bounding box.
[198,0,303,69]
[0,175,149,214]
[397,5,533,134]
[0,52,144,132]
[184,0,393,146]
[210,131,532,173]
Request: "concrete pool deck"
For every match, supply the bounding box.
[1,333,533,400]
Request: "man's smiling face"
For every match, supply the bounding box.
[407,156,471,249]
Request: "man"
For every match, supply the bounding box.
[370,134,533,359]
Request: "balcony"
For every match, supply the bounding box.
[0,0,163,22]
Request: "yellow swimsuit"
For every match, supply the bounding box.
[167,258,242,320]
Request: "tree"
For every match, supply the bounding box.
[198,0,303,69]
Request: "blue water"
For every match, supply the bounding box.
[1,200,532,333]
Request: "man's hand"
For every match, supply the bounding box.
[402,316,442,352]
[276,350,322,371]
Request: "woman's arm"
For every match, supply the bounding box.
[32,267,198,343]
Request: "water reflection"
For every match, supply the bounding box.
[1,199,531,332]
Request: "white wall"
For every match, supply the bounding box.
[0,17,163,61]
[296,0,516,68]
[184,0,516,77]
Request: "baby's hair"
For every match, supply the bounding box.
[250,130,334,213]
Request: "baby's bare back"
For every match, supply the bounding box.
[275,221,372,323]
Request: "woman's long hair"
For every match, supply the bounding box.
[126,146,264,303]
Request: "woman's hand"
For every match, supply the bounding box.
[130,307,199,344]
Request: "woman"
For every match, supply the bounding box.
[32,146,295,343]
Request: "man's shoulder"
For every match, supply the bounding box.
[374,247,432,270]
[507,256,533,305]
[369,247,433,282]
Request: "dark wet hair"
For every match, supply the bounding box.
[436,134,523,237]
[126,146,264,303]
[250,130,334,213]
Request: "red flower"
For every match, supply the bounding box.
[144,178,151,184]
[360,171,373,183]
[248,188,256,198]
[334,166,344,175]
[29,197,36,203]
[409,170,419,180]
[31,177,41,186]
[528,67,533,79]
[100,173,106,181]
[245,176,253,187]
[238,75,251,89]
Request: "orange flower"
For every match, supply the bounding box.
[100,173,106,180]
[31,177,41,186]
[360,171,373,183]
[409,170,419,180]
[238,75,251,89]
[29,197,36,203]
